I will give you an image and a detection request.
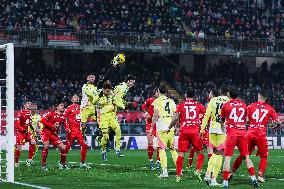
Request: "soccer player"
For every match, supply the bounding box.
[27,103,43,166]
[200,87,229,186]
[113,74,135,105]
[168,88,205,182]
[92,82,125,161]
[187,90,218,169]
[80,74,97,141]
[141,88,160,170]
[150,85,178,178]
[63,95,90,169]
[220,86,258,188]
[230,90,282,183]
[14,102,37,167]
[40,102,66,170]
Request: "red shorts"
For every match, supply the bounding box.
[16,131,34,145]
[40,130,63,146]
[202,131,209,146]
[146,122,156,137]
[178,132,203,152]
[246,133,268,157]
[66,131,87,146]
[224,135,248,157]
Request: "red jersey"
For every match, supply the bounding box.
[221,99,247,136]
[247,102,279,136]
[64,104,81,132]
[176,99,205,133]
[15,110,32,133]
[141,97,155,117]
[41,111,64,132]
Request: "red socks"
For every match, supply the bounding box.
[60,150,67,164]
[81,144,88,162]
[147,145,154,160]
[196,153,204,171]
[223,170,230,181]
[248,167,255,176]
[15,149,21,163]
[28,144,36,159]
[258,157,267,177]
[42,148,48,166]
[156,148,160,161]
[188,147,195,166]
[176,156,184,176]
[232,155,243,172]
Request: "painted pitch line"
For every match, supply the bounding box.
[13,182,51,189]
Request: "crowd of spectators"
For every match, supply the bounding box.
[0,0,284,39]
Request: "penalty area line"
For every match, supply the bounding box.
[13,181,51,189]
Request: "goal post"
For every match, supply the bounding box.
[0,43,14,182]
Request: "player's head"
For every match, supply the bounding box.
[186,88,194,98]
[153,88,160,98]
[220,85,229,96]
[102,82,112,96]
[56,102,65,113]
[87,74,96,84]
[228,86,238,99]
[126,74,136,88]
[209,89,219,99]
[31,103,37,110]
[158,85,167,95]
[24,101,32,110]
[258,90,268,102]
[71,95,80,103]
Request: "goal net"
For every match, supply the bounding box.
[0,43,14,183]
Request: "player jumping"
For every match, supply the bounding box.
[141,88,160,170]
[40,102,67,170]
[168,88,205,182]
[229,90,282,183]
[80,74,97,142]
[220,86,258,188]
[63,95,90,169]
[93,82,126,161]
[14,102,37,167]
[150,85,178,178]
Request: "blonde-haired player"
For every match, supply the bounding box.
[200,86,230,186]
[150,85,178,178]
[93,82,126,161]
[80,74,97,141]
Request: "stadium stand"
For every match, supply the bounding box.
[0,0,283,39]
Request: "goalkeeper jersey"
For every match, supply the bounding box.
[80,83,97,109]
[201,95,230,134]
[113,82,129,98]
[153,95,176,131]
[30,114,43,136]
[93,90,125,114]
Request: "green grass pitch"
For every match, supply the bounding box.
[1,149,284,189]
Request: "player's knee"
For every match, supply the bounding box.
[196,149,203,154]
[178,152,184,157]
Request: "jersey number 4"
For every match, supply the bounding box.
[164,102,171,114]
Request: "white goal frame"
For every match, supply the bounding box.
[0,43,14,183]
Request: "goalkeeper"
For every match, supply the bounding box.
[93,82,125,161]
[80,74,98,141]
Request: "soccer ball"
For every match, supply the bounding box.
[112,54,125,66]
